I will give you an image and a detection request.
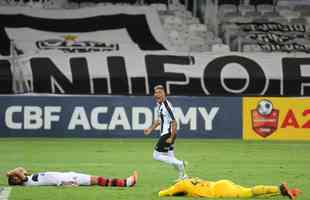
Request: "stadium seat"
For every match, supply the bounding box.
[268,16,288,24]
[174,9,193,18]
[261,11,280,18]
[186,36,206,47]
[276,0,291,7]
[211,44,230,52]
[184,17,200,25]
[63,2,79,9]
[252,17,269,23]
[221,12,242,23]
[150,3,167,11]
[293,4,310,13]
[249,0,273,5]
[218,0,240,5]
[243,11,261,18]
[300,10,310,17]
[243,44,262,52]
[1,0,8,5]
[257,4,274,15]
[168,0,185,11]
[218,4,238,16]
[278,10,300,21]
[290,17,307,25]
[163,15,183,28]
[189,23,207,32]
[238,5,255,16]
[190,44,211,52]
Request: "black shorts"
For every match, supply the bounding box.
[154,133,174,152]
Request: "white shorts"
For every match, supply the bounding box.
[62,172,91,186]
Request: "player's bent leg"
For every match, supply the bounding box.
[153,150,175,165]
[153,150,186,179]
[92,171,138,187]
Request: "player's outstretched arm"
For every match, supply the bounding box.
[144,120,160,135]
[159,182,185,197]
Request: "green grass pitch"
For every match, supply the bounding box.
[0,138,309,200]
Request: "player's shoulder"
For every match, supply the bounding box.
[164,99,174,108]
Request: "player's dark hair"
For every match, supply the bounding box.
[154,85,166,93]
[8,175,23,186]
[8,176,19,185]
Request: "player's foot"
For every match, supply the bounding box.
[126,171,138,187]
[174,174,189,182]
[290,188,302,199]
[280,183,301,200]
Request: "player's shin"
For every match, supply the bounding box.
[97,177,126,187]
[251,185,280,197]
[96,174,137,187]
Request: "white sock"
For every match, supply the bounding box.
[168,150,178,170]
[126,176,133,187]
[168,150,186,178]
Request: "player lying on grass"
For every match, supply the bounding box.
[6,167,138,187]
[159,177,301,200]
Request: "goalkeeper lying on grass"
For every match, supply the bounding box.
[159,177,301,200]
[6,167,138,187]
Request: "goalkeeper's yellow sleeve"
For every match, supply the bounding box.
[159,181,187,197]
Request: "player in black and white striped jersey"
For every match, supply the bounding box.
[144,85,187,180]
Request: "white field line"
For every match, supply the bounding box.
[0,187,12,200]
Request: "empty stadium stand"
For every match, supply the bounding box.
[1,0,309,54]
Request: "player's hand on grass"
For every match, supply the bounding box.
[144,128,152,135]
[166,137,174,144]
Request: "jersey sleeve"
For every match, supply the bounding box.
[158,181,187,197]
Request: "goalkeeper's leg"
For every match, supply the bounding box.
[213,180,280,198]
[250,185,281,197]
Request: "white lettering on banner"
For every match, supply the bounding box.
[91,107,108,130]
[24,106,42,129]
[5,106,22,129]
[16,51,310,96]
[44,106,61,129]
[198,107,219,131]
[4,106,220,131]
[5,106,61,130]
[68,107,91,130]
[108,107,131,130]
[132,107,153,130]
[175,107,197,130]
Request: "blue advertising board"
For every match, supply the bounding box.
[0,95,242,138]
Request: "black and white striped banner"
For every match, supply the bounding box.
[0,6,169,55]
[1,51,310,96]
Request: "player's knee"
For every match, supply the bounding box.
[153,151,160,160]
